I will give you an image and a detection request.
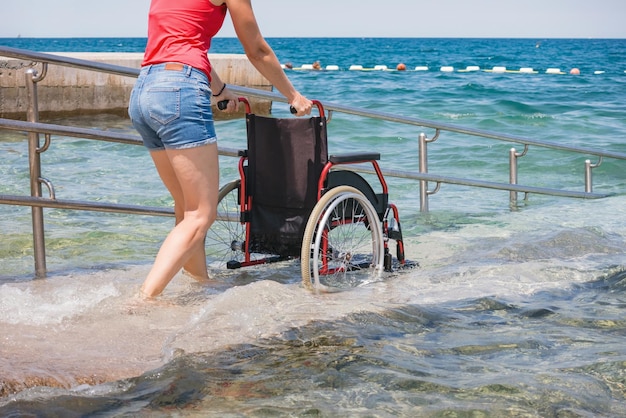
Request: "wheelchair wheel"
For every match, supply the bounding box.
[205,179,245,269]
[301,185,384,291]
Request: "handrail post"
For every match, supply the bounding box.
[419,133,429,212]
[509,148,518,206]
[585,158,602,193]
[509,145,529,208]
[419,131,441,212]
[25,66,47,278]
[585,160,592,193]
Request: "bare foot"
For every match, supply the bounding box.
[182,269,218,285]
[123,288,176,314]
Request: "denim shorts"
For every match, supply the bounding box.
[128,63,217,150]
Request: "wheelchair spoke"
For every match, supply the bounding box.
[205,180,246,269]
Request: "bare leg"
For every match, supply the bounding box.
[141,143,219,297]
[149,149,211,281]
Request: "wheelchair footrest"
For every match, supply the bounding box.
[384,258,420,273]
[226,260,242,269]
[329,152,380,164]
[226,255,292,269]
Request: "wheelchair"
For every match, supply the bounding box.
[205,99,416,291]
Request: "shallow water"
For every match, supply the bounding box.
[1,192,625,416]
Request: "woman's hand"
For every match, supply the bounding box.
[213,85,240,113]
[289,93,313,116]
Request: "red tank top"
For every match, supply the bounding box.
[142,0,227,79]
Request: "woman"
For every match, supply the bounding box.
[129,0,312,298]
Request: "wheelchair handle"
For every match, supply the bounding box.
[291,100,324,116]
[217,99,230,111]
[217,97,251,113]
[219,97,323,116]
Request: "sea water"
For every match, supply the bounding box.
[1,37,626,416]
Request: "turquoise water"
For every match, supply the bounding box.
[1,38,626,416]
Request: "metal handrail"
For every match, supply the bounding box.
[0,45,139,77]
[2,46,625,160]
[0,117,614,202]
[1,45,626,278]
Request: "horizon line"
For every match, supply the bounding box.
[2,36,626,40]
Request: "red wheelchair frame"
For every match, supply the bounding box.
[207,98,415,290]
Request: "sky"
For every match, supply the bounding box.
[1,0,625,39]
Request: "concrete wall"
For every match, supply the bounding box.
[0,53,272,119]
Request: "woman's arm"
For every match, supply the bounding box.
[221,0,312,115]
[210,66,240,113]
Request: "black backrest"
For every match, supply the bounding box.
[246,114,328,255]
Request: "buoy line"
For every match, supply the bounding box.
[282,63,624,75]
